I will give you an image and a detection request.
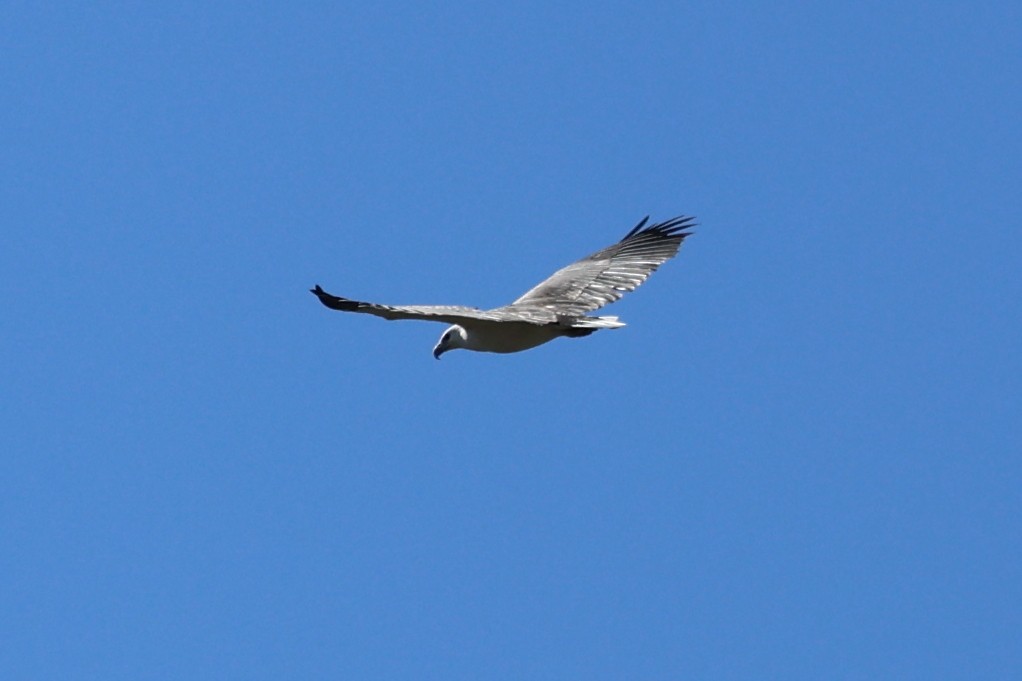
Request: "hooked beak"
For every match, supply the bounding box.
[433,346,444,360]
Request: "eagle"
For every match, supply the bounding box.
[311,215,695,358]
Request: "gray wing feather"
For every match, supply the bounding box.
[311,285,505,324]
[312,285,566,327]
[511,215,695,315]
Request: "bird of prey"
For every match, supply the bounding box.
[311,215,695,358]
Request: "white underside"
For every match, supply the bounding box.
[463,317,625,354]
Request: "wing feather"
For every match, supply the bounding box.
[511,215,695,315]
[310,285,504,325]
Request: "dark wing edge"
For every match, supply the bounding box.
[613,214,696,252]
[310,284,363,312]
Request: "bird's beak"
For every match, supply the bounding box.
[433,346,444,360]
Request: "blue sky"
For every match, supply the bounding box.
[3,2,1020,679]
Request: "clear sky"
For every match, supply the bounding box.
[3,2,1020,679]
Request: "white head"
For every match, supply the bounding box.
[433,325,468,359]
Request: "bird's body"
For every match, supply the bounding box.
[311,215,695,358]
[447,320,565,355]
[434,315,623,355]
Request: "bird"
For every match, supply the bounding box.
[311,215,696,359]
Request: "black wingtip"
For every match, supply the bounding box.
[621,214,697,242]
[310,285,361,312]
[622,215,652,240]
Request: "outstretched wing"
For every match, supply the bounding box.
[511,215,695,316]
[311,285,506,325]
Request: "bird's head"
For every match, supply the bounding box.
[433,325,467,360]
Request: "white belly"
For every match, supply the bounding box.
[464,322,563,354]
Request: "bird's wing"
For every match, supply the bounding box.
[311,285,521,325]
[511,215,695,316]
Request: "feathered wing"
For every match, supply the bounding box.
[310,285,505,325]
[511,215,696,316]
[312,214,694,327]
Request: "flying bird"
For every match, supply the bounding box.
[311,215,696,358]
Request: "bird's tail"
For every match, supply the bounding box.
[572,315,627,330]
